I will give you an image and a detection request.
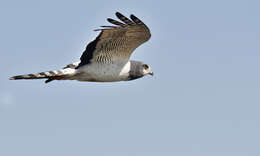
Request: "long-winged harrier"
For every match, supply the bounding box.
[10,12,153,83]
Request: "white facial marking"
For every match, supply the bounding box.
[143,65,153,75]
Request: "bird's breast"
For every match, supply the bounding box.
[75,62,130,82]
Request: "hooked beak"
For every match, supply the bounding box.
[149,72,154,76]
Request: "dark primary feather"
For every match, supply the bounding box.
[77,12,151,68]
[115,12,135,26]
[130,14,146,26]
[76,32,102,69]
[107,18,126,27]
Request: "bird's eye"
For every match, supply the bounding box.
[143,64,149,69]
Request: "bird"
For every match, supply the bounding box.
[9,12,153,83]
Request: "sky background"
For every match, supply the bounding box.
[1,0,260,155]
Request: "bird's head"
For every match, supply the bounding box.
[128,61,153,80]
[142,64,154,76]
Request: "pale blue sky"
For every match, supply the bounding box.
[1,0,260,156]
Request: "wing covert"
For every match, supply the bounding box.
[77,12,151,68]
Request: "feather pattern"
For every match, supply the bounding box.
[9,12,153,83]
[77,12,151,68]
[115,12,135,26]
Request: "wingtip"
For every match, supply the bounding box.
[107,18,114,23]
[93,29,101,31]
[115,12,124,18]
[9,77,15,80]
[115,12,121,16]
[130,14,136,19]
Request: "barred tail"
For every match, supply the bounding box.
[9,68,76,83]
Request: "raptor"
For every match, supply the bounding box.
[10,12,153,83]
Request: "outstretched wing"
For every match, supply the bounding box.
[77,12,151,68]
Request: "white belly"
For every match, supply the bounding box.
[75,62,130,82]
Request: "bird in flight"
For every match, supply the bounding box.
[10,12,153,83]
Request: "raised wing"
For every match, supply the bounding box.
[77,12,151,68]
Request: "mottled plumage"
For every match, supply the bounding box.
[78,12,151,68]
[10,12,153,83]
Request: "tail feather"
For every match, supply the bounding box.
[10,62,79,83]
[9,69,75,83]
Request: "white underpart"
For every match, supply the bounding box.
[62,68,76,75]
[59,61,79,76]
[53,71,58,74]
[75,61,130,82]
[119,61,131,76]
